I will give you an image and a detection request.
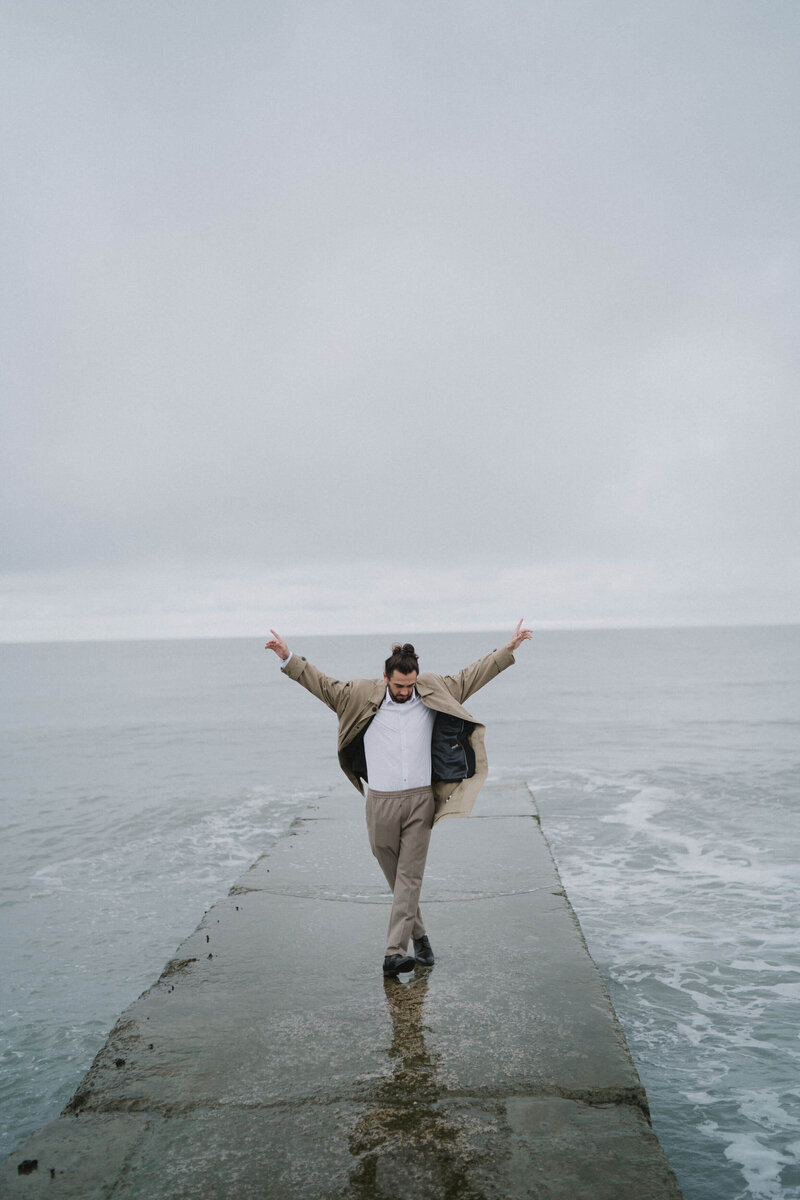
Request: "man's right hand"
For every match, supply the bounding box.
[265,629,290,660]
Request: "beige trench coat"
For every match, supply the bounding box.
[282,646,515,824]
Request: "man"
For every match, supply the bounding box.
[265,621,532,976]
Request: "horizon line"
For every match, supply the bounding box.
[2,618,798,649]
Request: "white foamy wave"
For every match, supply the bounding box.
[27,785,326,902]
[599,786,673,827]
[534,756,800,1200]
[722,1131,797,1200]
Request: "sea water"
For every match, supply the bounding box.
[1,627,798,1199]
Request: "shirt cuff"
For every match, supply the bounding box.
[279,650,293,668]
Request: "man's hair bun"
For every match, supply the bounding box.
[385,642,420,675]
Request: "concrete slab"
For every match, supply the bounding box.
[2,782,683,1199]
[0,1114,151,1200]
[1,1098,678,1200]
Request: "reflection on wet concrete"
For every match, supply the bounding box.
[346,969,489,1200]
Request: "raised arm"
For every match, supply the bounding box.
[265,628,350,713]
[439,619,532,704]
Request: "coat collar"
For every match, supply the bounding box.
[413,674,436,698]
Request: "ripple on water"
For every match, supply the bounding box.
[533,766,800,1200]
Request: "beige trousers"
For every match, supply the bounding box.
[366,786,435,956]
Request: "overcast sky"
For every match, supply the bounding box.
[2,0,798,642]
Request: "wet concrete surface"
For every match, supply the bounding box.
[3,782,683,1198]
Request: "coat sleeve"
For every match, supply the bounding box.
[439,646,515,704]
[281,654,351,714]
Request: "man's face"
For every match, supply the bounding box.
[384,669,418,703]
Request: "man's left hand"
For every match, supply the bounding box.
[507,619,533,653]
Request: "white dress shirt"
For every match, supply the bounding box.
[363,688,435,792]
[277,654,434,791]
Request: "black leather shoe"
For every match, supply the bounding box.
[413,935,435,966]
[383,953,416,976]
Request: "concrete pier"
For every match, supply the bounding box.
[3,782,683,1199]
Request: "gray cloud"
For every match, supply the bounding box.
[2,1,798,637]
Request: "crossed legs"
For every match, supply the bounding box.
[366,786,434,956]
